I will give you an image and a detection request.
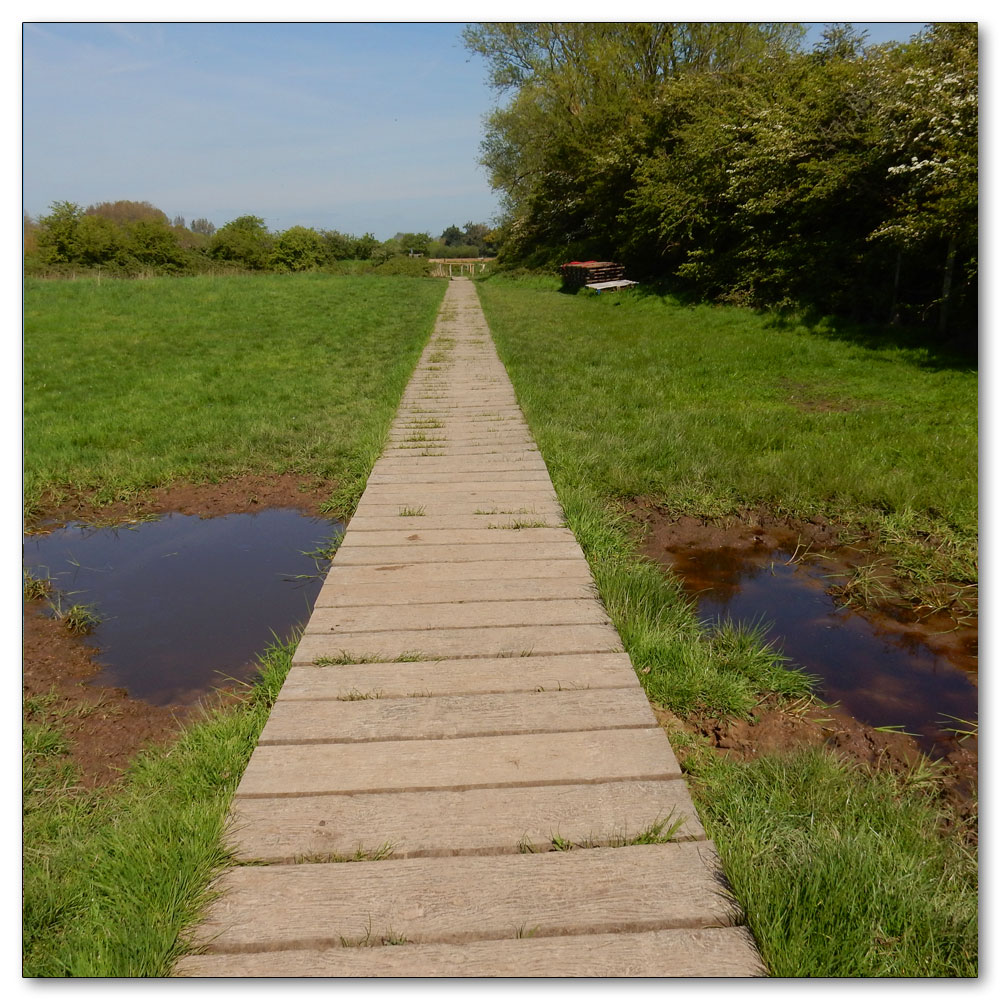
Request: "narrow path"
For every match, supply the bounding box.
[175,279,765,977]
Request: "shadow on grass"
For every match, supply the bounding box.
[766,307,977,373]
[626,279,977,373]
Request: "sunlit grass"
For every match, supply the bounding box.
[24,273,446,519]
[23,641,294,977]
[478,277,976,603]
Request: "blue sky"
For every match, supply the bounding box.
[23,20,932,241]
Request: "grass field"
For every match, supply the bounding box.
[23,272,447,518]
[475,274,978,977]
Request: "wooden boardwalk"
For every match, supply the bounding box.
[175,279,764,977]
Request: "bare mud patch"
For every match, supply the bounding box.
[629,500,977,826]
[27,473,337,532]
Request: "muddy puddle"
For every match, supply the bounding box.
[637,512,977,758]
[24,509,343,706]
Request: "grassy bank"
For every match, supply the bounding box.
[475,275,977,977]
[23,642,293,977]
[476,275,976,610]
[24,272,447,519]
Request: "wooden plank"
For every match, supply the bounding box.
[258,687,653,745]
[175,926,765,977]
[277,652,636,699]
[311,559,594,589]
[305,597,608,633]
[184,844,740,954]
[235,728,679,797]
[313,576,590,606]
[332,541,581,564]
[295,622,623,661]
[226,779,705,862]
[337,527,575,547]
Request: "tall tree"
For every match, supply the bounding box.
[209,215,273,270]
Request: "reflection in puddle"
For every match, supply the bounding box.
[24,510,343,706]
[668,545,978,756]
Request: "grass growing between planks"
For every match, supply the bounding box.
[475,275,977,977]
[23,640,293,977]
[23,272,447,520]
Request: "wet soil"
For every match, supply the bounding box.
[628,500,978,831]
[22,475,335,787]
[27,473,337,532]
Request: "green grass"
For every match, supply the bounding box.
[678,740,978,977]
[475,275,977,605]
[22,639,294,977]
[23,273,447,520]
[474,275,977,977]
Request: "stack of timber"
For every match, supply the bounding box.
[560,260,626,289]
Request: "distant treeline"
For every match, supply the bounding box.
[465,22,977,336]
[23,205,496,278]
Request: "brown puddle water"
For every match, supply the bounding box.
[24,509,343,706]
[663,539,977,757]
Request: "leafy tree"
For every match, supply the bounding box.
[352,233,380,260]
[318,229,354,260]
[116,219,188,272]
[190,218,216,236]
[35,201,84,266]
[394,232,431,255]
[84,200,168,225]
[270,226,326,271]
[209,215,273,270]
[75,213,122,267]
[869,23,978,331]
[464,21,977,335]
[439,225,464,247]
[371,238,402,264]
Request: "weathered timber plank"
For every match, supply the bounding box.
[295,622,623,660]
[225,780,705,862]
[235,728,679,797]
[311,560,594,588]
[278,652,635,699]
[185,844,740,953]
[342,515,564,533]
[332,541,581,564]
[257,687,653,745]
[306,597,608,633]
[313,577,590,607]
[337,527,575,547]
[175,926,765,977]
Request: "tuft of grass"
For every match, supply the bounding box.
[24,570,51,602]
[488,519,549,529]
[23,638,296,976]
[339,917,408,948]
[397,506,426,517]
[313,650,430,666]
[49,598,102,635]
[683,747,978,977]
[336,689,384,702]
